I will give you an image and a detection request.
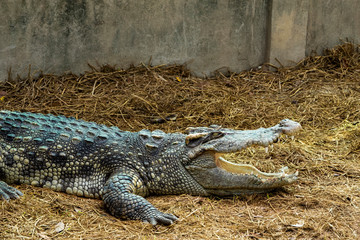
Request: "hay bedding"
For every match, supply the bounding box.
[0,43,359,239]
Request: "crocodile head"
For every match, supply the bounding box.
[182,119,301,196]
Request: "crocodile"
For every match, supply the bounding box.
[0,110,301,225]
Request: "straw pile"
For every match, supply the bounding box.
[1,43,359,239]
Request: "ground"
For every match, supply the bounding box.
[0,43,359,239]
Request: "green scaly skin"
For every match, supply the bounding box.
[0,111,301,225]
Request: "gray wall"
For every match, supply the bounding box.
[306,0,360,55]
[0,0,359,79]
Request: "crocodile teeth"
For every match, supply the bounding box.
[264,147,268,153]
[215,155,295,179]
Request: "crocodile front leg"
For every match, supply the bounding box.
[102,169,178,225]
[0,181,23,200]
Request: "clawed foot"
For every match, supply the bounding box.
[144,210,178,225]
[0,181,23,200]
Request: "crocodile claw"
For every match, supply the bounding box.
[0,181,24,201]
[145,211,178,225]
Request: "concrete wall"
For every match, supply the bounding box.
[268,0,309,66]
[0,0,359,80]
[269,0,360,66]
[306,0,360,55]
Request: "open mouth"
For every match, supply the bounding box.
[187,119,301,184]
[214,153,298,180]
[212,120,301,181]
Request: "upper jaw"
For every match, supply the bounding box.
[186,119,301,158]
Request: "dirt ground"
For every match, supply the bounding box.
[0,43,359,239]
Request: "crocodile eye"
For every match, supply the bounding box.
[185,131,224,147]
[185,133,207,147]
[186,137,202,148]
[210,132,223,138]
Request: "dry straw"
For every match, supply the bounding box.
[1,42,359,239]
